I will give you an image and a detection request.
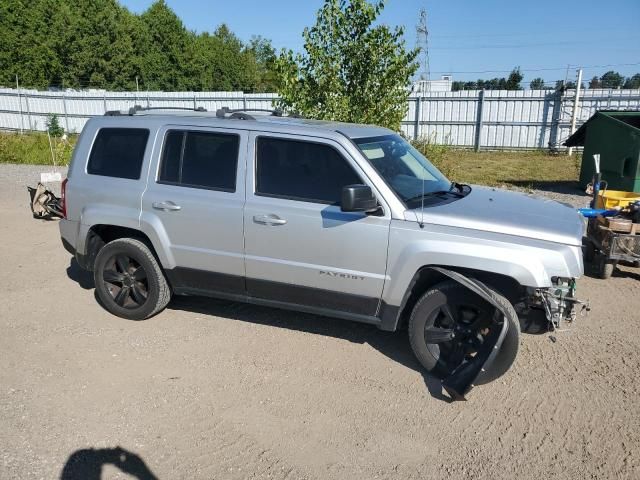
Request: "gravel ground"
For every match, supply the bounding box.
[1,164,639,479]
[508,182,592,209]
[0,163,68,197]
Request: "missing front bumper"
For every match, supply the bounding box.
[528,278,590,330]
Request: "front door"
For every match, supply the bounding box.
[243,132,391,317]
[142,126,247,295]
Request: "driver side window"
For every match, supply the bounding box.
[255,137,364,204]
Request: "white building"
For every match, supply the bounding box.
[412,75,452,93]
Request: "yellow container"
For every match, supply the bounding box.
[596,190,640,209]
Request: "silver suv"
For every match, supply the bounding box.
[59,107,585,399]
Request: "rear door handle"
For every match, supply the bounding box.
[253,214,287,226]
[152,201,181,211]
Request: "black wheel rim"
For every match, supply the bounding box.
[423,299,497,373]
[102,254,149,309]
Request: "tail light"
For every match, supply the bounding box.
[60,178,68,219]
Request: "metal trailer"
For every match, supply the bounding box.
[585,217,640,279]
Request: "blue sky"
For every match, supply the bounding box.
[121,0,640,85]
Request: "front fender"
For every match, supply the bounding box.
[382,220,580,307]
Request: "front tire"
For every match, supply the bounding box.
[93,238,171,320]
[408,281,520,385]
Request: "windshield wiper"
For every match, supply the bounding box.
[405,189,465,203]
[450,181,471,193]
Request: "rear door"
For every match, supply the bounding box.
[142,125,247,295]
[243,132,391,317]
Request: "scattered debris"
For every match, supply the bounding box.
[27,183,63,219]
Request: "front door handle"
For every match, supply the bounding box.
[253,214,287,226]
[152,201,181,211]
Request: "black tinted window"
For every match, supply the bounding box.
[256,137,362,203]
[159,130,239,191]
[87,128,149,179]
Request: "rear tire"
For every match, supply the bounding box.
[93,238,171,320]
[584,241,596,263]
[408,280,520,385]
[596,255,615,280]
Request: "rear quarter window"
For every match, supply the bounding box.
[87,128,149,179]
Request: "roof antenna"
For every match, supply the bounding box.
[417,6,428,228]
[419,170,425,229]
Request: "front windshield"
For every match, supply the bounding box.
[353,134,452,205]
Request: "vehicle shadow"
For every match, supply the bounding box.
[60,446,158,480]
[66,257,94,290]
[168,295,453,402]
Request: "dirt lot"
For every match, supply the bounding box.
[1,165,639,479]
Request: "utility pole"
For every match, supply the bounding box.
[416,8,431,94]
[135,76,139,92]
[568,68,583,156]
[16,75,24,133]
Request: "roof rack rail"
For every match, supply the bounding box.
[105,105,207,116]
[215,107,283,120]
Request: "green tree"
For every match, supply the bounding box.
[247,36,279,92]
[505,67,523,90]
[139,0,190,90]
[588,76,602,89]
[46,113,64,137]
[529,77,545,89]
[600,70,624,89]
[273,0,418,130]
[623,73,640,89]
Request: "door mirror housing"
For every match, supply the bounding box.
[341,185,378,212]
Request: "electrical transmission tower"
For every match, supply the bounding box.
[416,8,430,93]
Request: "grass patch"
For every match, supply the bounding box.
[413,138,580,190]
[441,150,580,189]
[0,132,77,166]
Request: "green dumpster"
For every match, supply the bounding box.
[564,110,640,192]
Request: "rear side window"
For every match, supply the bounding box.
[255,137,362,204]
[159,130,239,191]
[87,128,149,179]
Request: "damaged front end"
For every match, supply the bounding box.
[527,277,589,330]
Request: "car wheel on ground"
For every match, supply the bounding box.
[93,238,171,320]
[584,240,596,263]
[408,280,520,385]
[596,255,615,280]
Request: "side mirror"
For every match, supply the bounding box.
[341,184,378,212]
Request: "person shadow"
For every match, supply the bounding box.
[60,446,158,479]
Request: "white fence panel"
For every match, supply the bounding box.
[1,88,638,149]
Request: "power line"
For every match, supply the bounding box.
[431,62,640,75]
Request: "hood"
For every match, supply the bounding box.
[407,186,585,246]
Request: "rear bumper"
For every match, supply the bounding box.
[59,219,88,268]
[59,219,79,248]
[61,237,75,256]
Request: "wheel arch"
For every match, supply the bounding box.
[79,224,162,272]
[380,265,524,331]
